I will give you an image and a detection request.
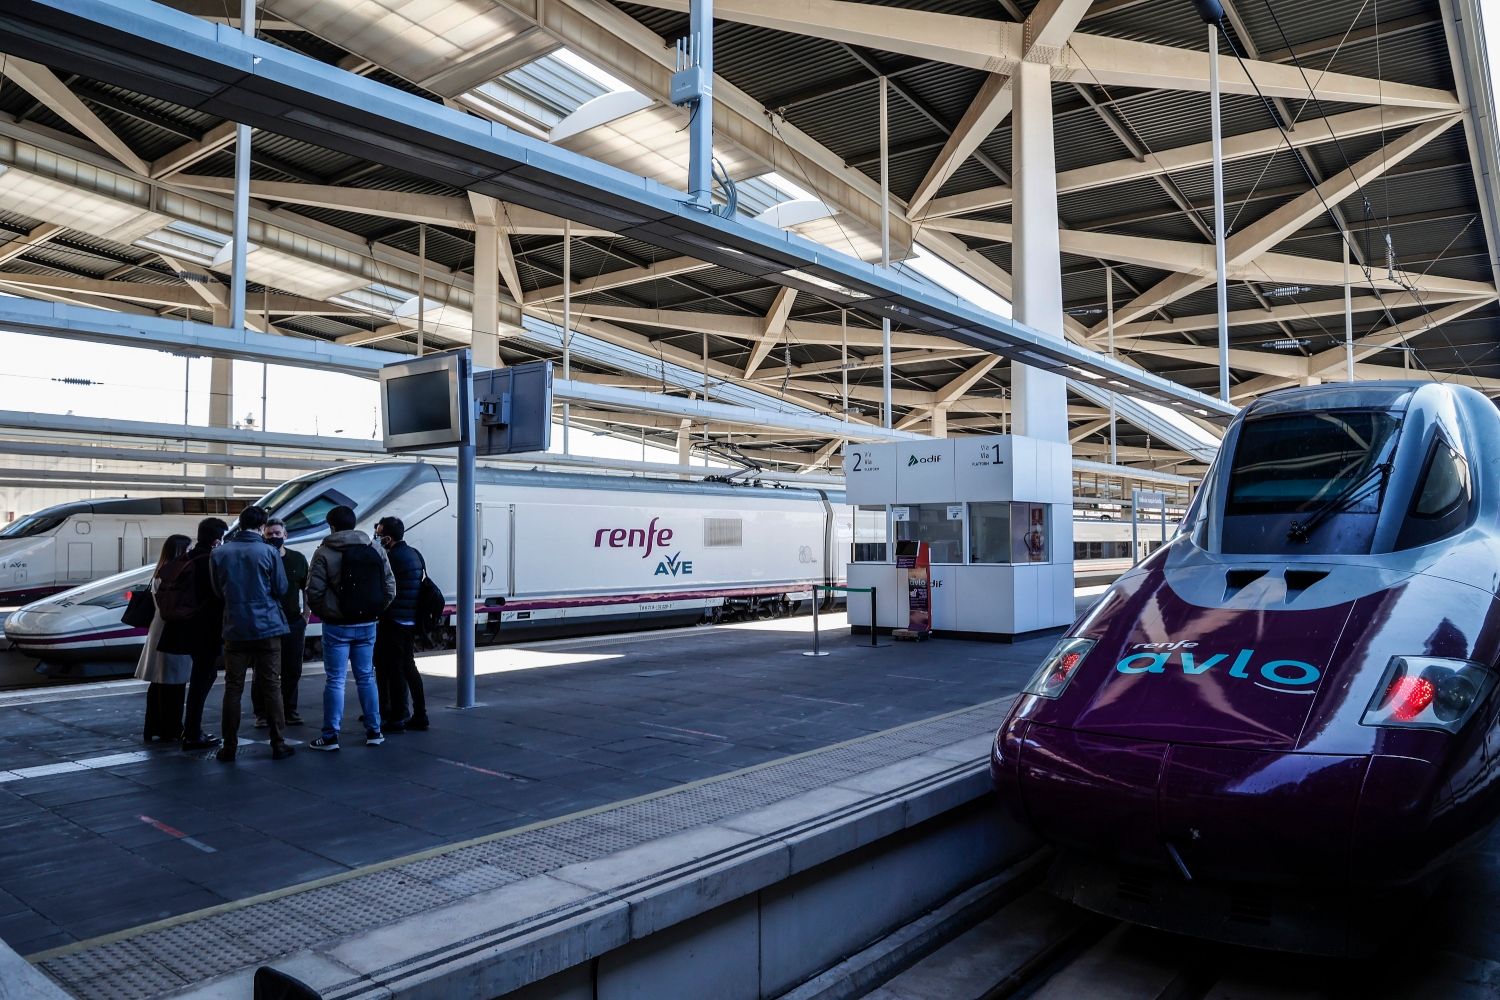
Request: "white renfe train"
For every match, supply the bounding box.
[4,463,1157,670]
[0,496,247,606]
[4,463,851,665]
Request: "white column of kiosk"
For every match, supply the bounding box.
[844,435,1074,639]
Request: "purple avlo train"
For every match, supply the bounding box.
[993,381,1500,953]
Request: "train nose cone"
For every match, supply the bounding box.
[1017,724,1369,884]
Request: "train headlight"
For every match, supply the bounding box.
[1022,637,1095,700]
[1362,656,1495,734]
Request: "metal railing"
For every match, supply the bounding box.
[804,584,878,657]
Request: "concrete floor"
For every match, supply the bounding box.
[0,614,1057,956]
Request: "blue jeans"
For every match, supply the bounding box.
[321,622,380,740]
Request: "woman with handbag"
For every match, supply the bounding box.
[132,534,193,743]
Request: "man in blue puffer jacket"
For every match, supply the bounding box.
[374,516,429,732]
[209,505,293,762]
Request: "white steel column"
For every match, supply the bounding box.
[840,309,849,417]
[417,224,426,357]
[1010,58,1068,443]
[229,0,254,333]
[1209,22,1230,401]
[562,220,572,454]
[473,219,500,369]
[1343,239,1354,381]
[879,76,893,429]
[1107,268,1117,466]
[206,338,233,498]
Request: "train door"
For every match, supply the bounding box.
[120,521,145,571]
[66,542,92,582]
[478,502,514,604]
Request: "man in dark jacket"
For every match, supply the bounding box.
[253,517,309,728]
[160,517,228,751]
[374,516,428,732]
[210,505,293,762]
[306,505,395,751]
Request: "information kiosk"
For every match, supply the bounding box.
[844,435,1073,640]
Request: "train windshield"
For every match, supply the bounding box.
[0,512,66,539]
[260,465,421,538]
[1221,408,1401,554]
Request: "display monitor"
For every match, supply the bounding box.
[380,350,470,452]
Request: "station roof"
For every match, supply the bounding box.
[0,0,1492,478]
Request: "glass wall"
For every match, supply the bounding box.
[1012,503,1049,563]
[894,504,965,563]
[852,505,888,562]
[968,502,1012,564]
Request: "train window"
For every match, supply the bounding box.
[703,517,744,547]
[270,466,417,537]
[852,505,888,562]
[1226,410,1399,515]
[896,504,964,564]
[1397,441,1472,550]
[0,513,65,538]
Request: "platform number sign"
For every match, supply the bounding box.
[849,449,878,473]
[972,442,1004,467]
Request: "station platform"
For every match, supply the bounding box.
[0,609,1073,999]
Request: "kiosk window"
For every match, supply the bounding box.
[968,502,1012,564]
[1012,504,1050,563]
[852,505,888,562]
[895,504,963,563]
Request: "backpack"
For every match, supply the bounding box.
[155,555,203,623]
[416,562,446,634]
[335,544,387,623]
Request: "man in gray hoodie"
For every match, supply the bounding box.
[306,504,395,751]
[209,505,293,762]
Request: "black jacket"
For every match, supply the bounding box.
[382,540,424,626]
[156,546,224,655]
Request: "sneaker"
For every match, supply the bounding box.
[271,744,296,761]
[253,717,269,729]
[284,713,304,726]
[309,736,340,752]
[405,716,430,732]
[214,747,236,763]
[365,731,385,747]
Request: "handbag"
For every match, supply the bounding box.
[121,584,156,629]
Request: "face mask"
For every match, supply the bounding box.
[266,537,285,550]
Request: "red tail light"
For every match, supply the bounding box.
[1023,638,1095,699]
[1386,675,1435,721]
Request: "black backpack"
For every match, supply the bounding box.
[336,544,387,623]
[155,555,203,623]
[413,549,445,632]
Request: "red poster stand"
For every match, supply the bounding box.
[895,540,931,639]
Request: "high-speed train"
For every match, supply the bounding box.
[993,381,1500,952]
[0,496,247,605]
[5,462,852,664]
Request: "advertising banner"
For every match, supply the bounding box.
[897,540,932,635]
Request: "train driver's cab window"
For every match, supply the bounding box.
[272,465,418,537]
[852,505,888,562]
[0,512,66,538]
[1396,440,1472,550]
[894,504,964,563]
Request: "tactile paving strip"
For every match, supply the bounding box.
[35,698,1009,999]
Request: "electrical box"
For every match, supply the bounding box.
[670,64,711,106]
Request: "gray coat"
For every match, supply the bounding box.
[210,529,289,642]
[306,530,395,624]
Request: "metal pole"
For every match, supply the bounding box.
[1107,269,1117,466]
[870,586,878,647]
[562,220,571,454]
[803,586,828,656]
[1209,22,1229,403]
[687,0,714,210]
[1344,238,1354,381]
[456,350,477,709]
[229,0,254,333]
[879,76,892,429]
[1131,487,1140,564]
[417,224,426,358]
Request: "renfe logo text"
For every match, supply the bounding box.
[595,517,674,560]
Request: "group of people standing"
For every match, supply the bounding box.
[134,503,432,761]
